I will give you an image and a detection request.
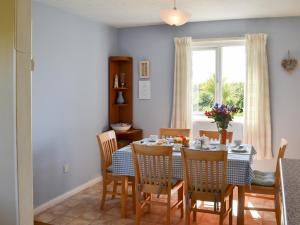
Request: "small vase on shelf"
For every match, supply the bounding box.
[219,129,227,145]
[114,74,119,88]
[120,73,126,88]
[116,91,125,104]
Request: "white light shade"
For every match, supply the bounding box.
[160,8,191,26]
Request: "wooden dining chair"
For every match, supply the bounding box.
[159,128,191,138]
[131,143,184,225]
[199,130,233,143]
[97,130,135,214]
[181,148,234,225]
[244,138,288,225]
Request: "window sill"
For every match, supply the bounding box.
[192,115,244,124]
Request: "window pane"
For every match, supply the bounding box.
[221,46,245,116]
[192,49,216,113]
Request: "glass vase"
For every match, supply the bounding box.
[219,129,227,145]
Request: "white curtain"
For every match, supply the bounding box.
[171,37,192,129]
[244,33,272,160]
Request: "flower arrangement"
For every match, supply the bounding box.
[174,134,189,147]
[204,103,242,130]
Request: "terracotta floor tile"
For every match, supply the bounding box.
[80,211,102,220]
[49,205,70,215]
[89,214,115,225]
[35,212,57,223]
[64,208,84,218]
[62,199,81,208]
[140,222,161,225]
[49,216,74,225]
[109,218,135,225]
[262,212,276,221]
[67,218,91,225]
[141,213,165,223]
[35,181,277,225]
[89,220,112,225]
[262,221,276,225]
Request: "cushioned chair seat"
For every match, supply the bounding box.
[251,170,275,187]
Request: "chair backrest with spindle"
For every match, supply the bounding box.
[181,148,228,200]
[96,130,118,173]
[199,130,233,143]
[131,143,173,194]
[275,138,288,187]
[160,128,191,138]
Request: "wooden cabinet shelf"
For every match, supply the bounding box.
[109,56,143,146]
[110,56,131,62]
[113,104,129,107]
[115,129,143,148]
[113,88,128,91]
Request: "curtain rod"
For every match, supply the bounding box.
[192,36,245,44]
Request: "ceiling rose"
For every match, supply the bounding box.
[160,0,191,26]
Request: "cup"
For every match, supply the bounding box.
[149,135,158,142]
[194,141,202,149]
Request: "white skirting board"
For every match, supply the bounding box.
[34,176,102,215]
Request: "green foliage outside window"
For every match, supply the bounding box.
[193,74,244,116]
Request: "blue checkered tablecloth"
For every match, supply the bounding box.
[112,143,256,186]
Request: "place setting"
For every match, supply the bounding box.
[137,133,250,155]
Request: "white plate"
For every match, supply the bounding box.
[231,149,247,153]
[230,145,248,153]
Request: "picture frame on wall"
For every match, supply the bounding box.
[139,80,151,99]
[139,60,150,79]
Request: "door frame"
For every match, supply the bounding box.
[15,0,33,224]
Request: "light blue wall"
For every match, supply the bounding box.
[0,0,18,224]
[32,2,118,207]
[118,18,300,170]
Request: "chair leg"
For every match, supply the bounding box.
[275,193,281,225]
[185,198,191,225]
[166,194,171,225]
[121,176,128,218]
[101,179,107,210]
[178,186,184,218]
[148,193,152,213]
[192,199,196,222]
[229,193,233,225]
[219,201,225,225]
[132,181,136,213]
[112,180,117,199]
[135,201,141,225]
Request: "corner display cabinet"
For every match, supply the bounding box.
[109,56,143,147]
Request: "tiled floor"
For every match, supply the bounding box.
[35,182,276,225]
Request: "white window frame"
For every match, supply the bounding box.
[192,37,246,119]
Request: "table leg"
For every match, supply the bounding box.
[121,176,128,218]
[237,185,245,225]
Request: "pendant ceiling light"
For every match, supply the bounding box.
[160,0,191,26]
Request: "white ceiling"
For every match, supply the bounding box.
[34,0,300,28]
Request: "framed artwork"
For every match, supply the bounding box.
[139,60,150,78]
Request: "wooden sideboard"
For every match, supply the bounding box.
[115,129,143,148]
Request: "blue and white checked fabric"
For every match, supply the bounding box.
[112,144,256,186]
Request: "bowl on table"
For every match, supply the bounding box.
[111,123,131,132]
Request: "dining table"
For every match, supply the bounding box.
[111,138,256,225]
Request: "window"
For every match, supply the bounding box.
[192,40,246,120]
